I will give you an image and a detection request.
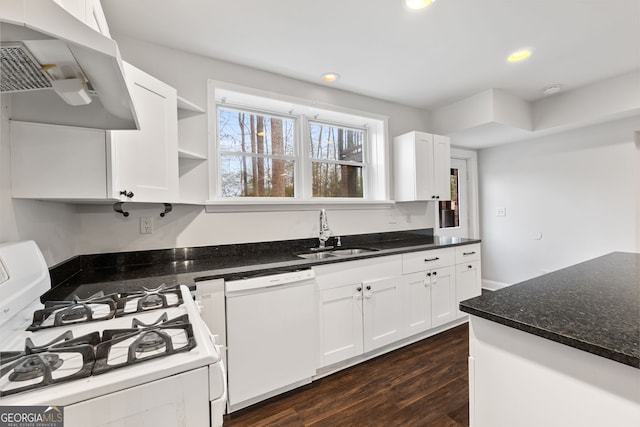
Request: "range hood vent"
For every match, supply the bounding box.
[1,0,139,130]
[1,43,53,92]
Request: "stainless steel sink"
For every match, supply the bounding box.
[297,252,337,260]
[329,248,378,256]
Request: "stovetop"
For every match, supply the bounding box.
[0,285,217,404]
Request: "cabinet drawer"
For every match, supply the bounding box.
[455,244,481,264]
[402,248,455,274]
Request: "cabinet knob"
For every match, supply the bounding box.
[436,196,440,199]
[468,265,473,269]
[431,195,436,199]
[426,272,431,277]
[366,285,371,291]
[433,271,438,276]
[120,190,134,198]
[356,287,362,292]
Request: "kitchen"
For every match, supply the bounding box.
[1,0,639,426]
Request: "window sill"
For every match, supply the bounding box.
[204,199,395,213]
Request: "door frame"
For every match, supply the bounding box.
[435,148,480,239]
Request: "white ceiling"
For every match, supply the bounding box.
[102,0,640,111]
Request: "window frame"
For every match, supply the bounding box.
[207,81,391,211]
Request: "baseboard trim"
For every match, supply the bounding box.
[482,279,511,291]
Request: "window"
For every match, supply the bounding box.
[209,83,388,205]
[309,122,365,198]
[218,108,296,197]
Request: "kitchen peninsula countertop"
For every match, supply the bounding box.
[45,229,480,301]
[460,252,639,368]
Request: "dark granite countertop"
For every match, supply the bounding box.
[45,229,480,301]
[460,252,640,368]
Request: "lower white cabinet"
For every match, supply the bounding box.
[362,277,403,352]
[315,256,403,368]
[318,277,403,368]
[401,265,456,336]
[430,265,457,327]
[456,260,482,318]
[315,245,481,370]
[318,284,364,367]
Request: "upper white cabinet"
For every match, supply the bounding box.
[52,0,111,36]
[10,63,179,203]
[108,63,179,202]
[393,131,451,202]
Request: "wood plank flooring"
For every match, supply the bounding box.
[225,324,469,427]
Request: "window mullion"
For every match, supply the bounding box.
[298,115,310,200]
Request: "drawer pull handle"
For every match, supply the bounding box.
[463,251,476,256]
[424,257,440,262]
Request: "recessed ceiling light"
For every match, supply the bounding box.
[507,49,533,63]
[543,84,562,96]
[405,0,435,10]
[322,72,340,83]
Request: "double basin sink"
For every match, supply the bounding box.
[297,247,378,260]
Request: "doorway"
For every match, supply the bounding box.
[437,147,479,239]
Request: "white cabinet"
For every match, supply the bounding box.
[108,62,178,202]
[10,63,179,203]
[393,131,451,202]
[401,264,456,336]
[402,272,432,336]
[318,284,364,367]
[362,277,403,352]
[455,243,482,318]
[430,265,456,327]
[315,256,402,368]
[52,0,111,36]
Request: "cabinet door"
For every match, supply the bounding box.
[430,266,456,327]
[432,134,451,200]
[402,272,432,338]
[318,284,364,368]
[109,63,178,202]
[456,260,482,318]
[363,277,403,352]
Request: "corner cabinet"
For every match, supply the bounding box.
[10,63,179,203]
[393,131,451,202]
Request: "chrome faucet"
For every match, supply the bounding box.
[318,209,332,250]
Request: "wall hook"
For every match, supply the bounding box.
[113,202,129,217]
[160,203,173,217]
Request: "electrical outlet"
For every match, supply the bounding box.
[496,207,507,217]
[387,211,397,224]
[140,216,153,234]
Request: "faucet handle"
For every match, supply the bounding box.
[336,236,342,247]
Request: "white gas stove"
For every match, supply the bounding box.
[0,241,226,426]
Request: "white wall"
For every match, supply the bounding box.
[0,96,78,265]
[478,116,639,286]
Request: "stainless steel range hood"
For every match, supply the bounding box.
[0,0,139,130]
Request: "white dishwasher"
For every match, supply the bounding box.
[225,269,317,411]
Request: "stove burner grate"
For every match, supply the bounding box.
[28,295,118,331]
[116,284,183,316]
[0,332,98,397]
[93,314,196,375]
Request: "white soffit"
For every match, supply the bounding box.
[435,71,640,149]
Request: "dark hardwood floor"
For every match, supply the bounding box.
[225,324,469,427]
